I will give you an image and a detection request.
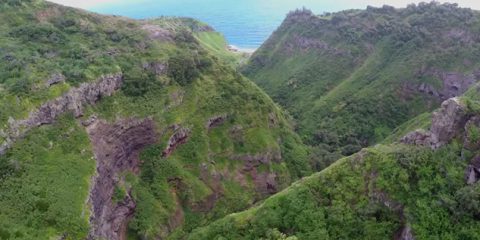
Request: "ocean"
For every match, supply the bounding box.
[89,0,381,51]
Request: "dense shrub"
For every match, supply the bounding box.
[8,78,31,95]
[122,68,158,97]
[174,29,198,44]
[309,145,342,171]
[341,144,362,156]
[10,24,65,44]
[455,184,480,219]
[168,53,199,86]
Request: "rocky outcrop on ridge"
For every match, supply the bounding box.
[401,97,480,186]
[86,118,157,240]
[0,73,123,155]
[141,24,174,41]
[401,97,469,149]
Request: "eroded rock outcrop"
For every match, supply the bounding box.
[466,156,480,185]
[233,151,283,196]
[162,127,191,157]
[206,114,227,129]
[0,74,123,155]
[142,61,168,76]
[186,150,283,214]
[45,73,66,87]
[401,97,480,185]
[192,163,224,212]
[401,97,469,149]
[416,68,479,100]
[141,24,174,41]
[86,118,157,240]
[396,226,415,240]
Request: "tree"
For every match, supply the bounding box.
[168,53,200,86]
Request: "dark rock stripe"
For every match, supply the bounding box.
[0,73,123,155]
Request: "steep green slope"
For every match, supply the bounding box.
[243,3,480,170]
[187,96,480,240]
[146,17,249,67]
[0,1,309,239]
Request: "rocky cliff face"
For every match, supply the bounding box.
[414,68,480,101]
[86,118,157,240]
[466,156,480,185]
[0,73,123,155]
[396,226,415,240]
[401,98,469,149]
[162,127,191,157]
[401,97,480,186]
[232,151,283,196]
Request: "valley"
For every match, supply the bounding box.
[0,1,479,240]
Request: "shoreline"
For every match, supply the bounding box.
[227,45,257,54]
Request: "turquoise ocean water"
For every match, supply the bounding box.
[89,0,380,50]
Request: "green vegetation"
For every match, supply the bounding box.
[89,64,311,238]
[195,31,249,67]
[2,1,480,240]
[0,1,309,239]
[0,115,94,239]
[243,2,480,170]
[188,141,480,239]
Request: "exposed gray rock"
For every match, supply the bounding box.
[370,190,403,212]
[396,226,415,240]
[252,171,278,196]
[162,127,191,157]
[401,98,468,149]
[401,129,435,147]
[0,74,122,155]
[82,115,98,127]
[206,114,227,129]
[193,163,224,213]
[416,68,479,100]
[233,151,282,172]
[45,73,66,87]
[430,97,468,145]
[466,156,480,185]
[232,151,282,196]
[86,118,157,240]
[418,83,439,97]
[142,62,168,76]
[141,24,174,41]
[400,97,480,186]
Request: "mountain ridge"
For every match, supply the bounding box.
[2,1,480,240]
[0,1,310,239]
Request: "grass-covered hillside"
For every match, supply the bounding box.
[186,95,480,240]
[243,3,480,170]
[0,1,310,239]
